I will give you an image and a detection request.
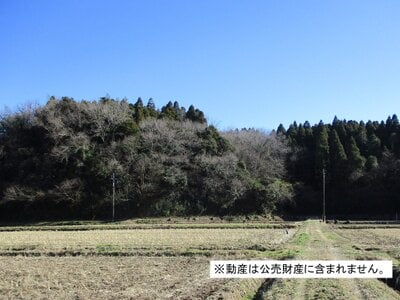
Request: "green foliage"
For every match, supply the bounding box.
[329,129,347,164]
[1,97,400,220]
[186,105,206,123]
[293,232,309,246]
[347,136,366,172]
[366,155,378,171]
[120,119,139,136]
[133,98,145,123]
[277,124,286,135]
[367,133,381,157]
[264,179,294,213]
[284,115,400,216]
[198,126,231,155]
[315,126,330,171]
[0,97,294,220]
[329,129,347,181]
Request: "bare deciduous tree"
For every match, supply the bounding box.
[223,129,289,179]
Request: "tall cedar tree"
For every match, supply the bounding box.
[346,136,365,171]
[315,125,330,174]
[367,133,381,157]
[329,129,347,181]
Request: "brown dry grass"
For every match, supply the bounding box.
[0,225,297,299]
[263,221,400,300]
[0,256,231,299]
[0,228,296,255]
[334,228,400,260]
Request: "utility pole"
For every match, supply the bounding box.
[112,171,116,222]
[322,168,326,223]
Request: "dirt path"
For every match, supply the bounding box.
[262,220,400,300]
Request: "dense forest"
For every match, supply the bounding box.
[280,115,400,217]
[0,97,399,220]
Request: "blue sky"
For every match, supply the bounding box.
[0,0,399,130]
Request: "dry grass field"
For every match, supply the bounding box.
[0,256,231,299]
[262,221,400,300]
[1,219,399,299]
[333,226,400,262]
[0,227,297,256]
[0,220,298,299]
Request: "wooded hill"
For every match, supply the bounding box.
[0,97,399,220]
[280,115,400,217]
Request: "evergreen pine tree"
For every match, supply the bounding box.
[185,105,206,123]
[356,126,368,156]
[329,129,347,165]
[328,129,347,183]
[376,120,388,146]
[277,124,286,135]
[146,98,155,110]
[315,126,330,172]
[367,133,381,157]
[186,105,196,121]
[134,97,144,123]
[392,114,399,128]
[146,98,158,118]
[298,124,306,146]
[304,125,314,150]
[386,115,393,130]
[332,115,339,126]
[366,155,378,171]
[347,136,366,171]
[161,101,178,120]
[286,124,297,146]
